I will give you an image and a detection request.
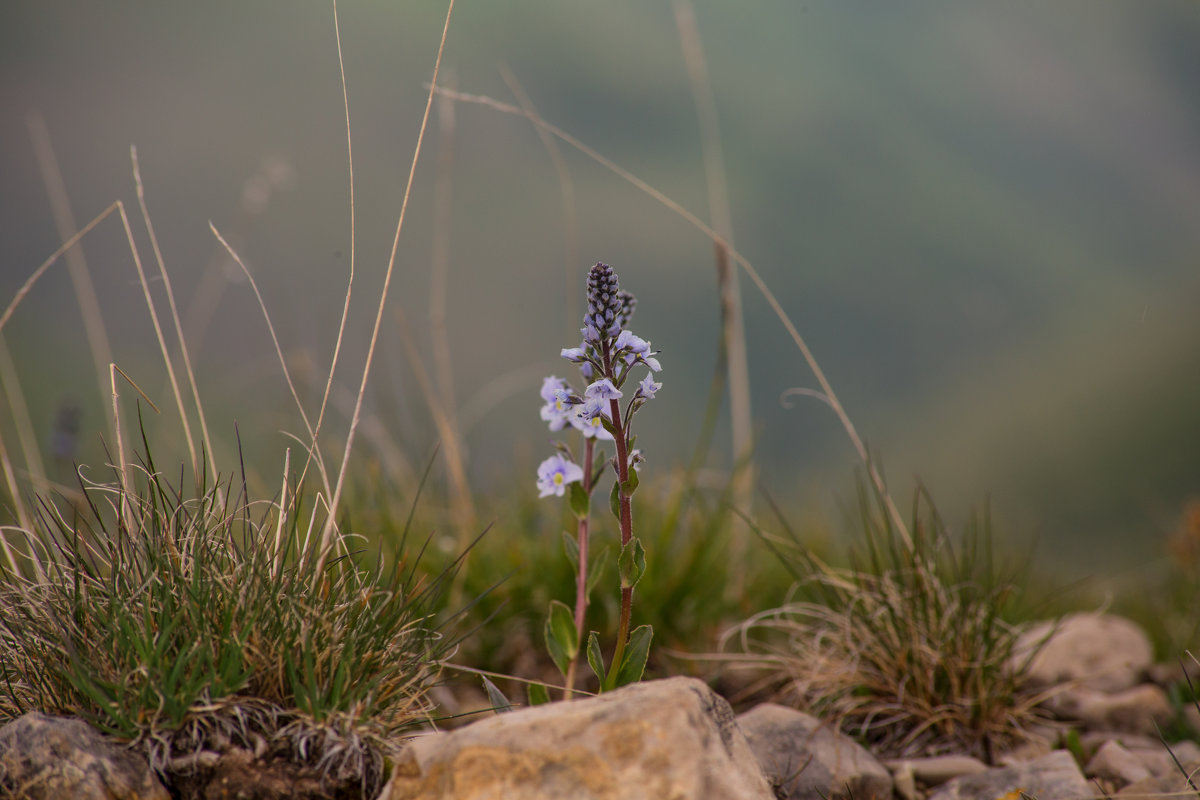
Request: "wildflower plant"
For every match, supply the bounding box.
[536,263,662,699]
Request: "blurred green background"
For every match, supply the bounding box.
[2,1,1199,575]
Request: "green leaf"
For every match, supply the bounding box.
[527,682,551,706]
[481,676,514,713]
[568,481,590,519]
[618,537,647,590]
[562,530,580,571]
[586,546,610,597]
[544,600,578,676]
[615,625,654,687]
[586,631,605,685]
[621,463,640,496]
[609,480,621,520]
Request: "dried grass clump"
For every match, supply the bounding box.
[728,482,1050,762]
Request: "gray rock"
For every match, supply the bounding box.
[1013,613,1152,693]
[1048,684,1173,735]
[1123,738,1200,780]
[379,676,775,800]
[0,712,169,800]
[737,703,892,800]
[1085,740,1151,786]
[886,755,988,800]
[928,750,1090,800]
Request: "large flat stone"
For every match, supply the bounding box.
[380,677,774,800]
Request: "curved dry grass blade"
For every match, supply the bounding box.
[430,85,913,550]
[316,0,458,575]
[207,223,327,495]
[0,202,120,335]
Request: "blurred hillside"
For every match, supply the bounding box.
[2,1,1199,572]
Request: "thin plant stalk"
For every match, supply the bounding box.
[315,0,457,578]
[0,334,46,498]
[26,112,119,453]
[426,69,475,537]
[393,307,474,536]
[130,146,218,488]
[602,349,635,688]
[303,0,357,495]
[672,0,754,585]
[563,435,595,699]
[429,86,913,550]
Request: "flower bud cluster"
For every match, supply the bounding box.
[537,263,662,496]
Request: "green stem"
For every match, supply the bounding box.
[605,392,634,691]
[563,436,594,700]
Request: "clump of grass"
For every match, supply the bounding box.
[727,478,1048,762]
[0,425,463,798]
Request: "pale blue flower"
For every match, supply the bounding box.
[541,375,568,403]
[536,454,584,498]
[584,378,622,401]
[561,346,587,362]
[637,373,662,400]
[573,401,614,440]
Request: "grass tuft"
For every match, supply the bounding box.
[727,477,1050,762]
[0,423,463,797]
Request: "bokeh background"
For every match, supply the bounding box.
[2,1,1199,575]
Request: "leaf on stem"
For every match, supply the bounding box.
[544,599,578,676]
[562,530,580,571]
[586,631,605,686]
[482,676,515,713]
[618,537,646,590]
[568,481,590,519]
[615,625,653,688]
[527,682,551,707]
[587,545,610,597]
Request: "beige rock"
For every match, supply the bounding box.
[1048,684,1172,735]
[379,677,774,800]
[928,750,1090,800]
[738,703,892,800]
[1085,740,1151,786]
[0,712,169,800]
[1014,613,1152,693]
[886,755,989,787]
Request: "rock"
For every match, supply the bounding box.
[886,756,987,800]
[927,750,1090,800]
[1122,738,1200,780]
[1118,771,1200,797]
[1085,740,1151,786]
[379,677,775,800]
[0,712,169,800]
[1048,684,1173,735]
[1013,613,1152,693]
[737,703,892,800]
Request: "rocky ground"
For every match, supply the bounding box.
[2,612,1197,800]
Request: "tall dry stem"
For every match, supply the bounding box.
[26,113,119,453]
[315,0,458,577]
[672,0,755,587]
